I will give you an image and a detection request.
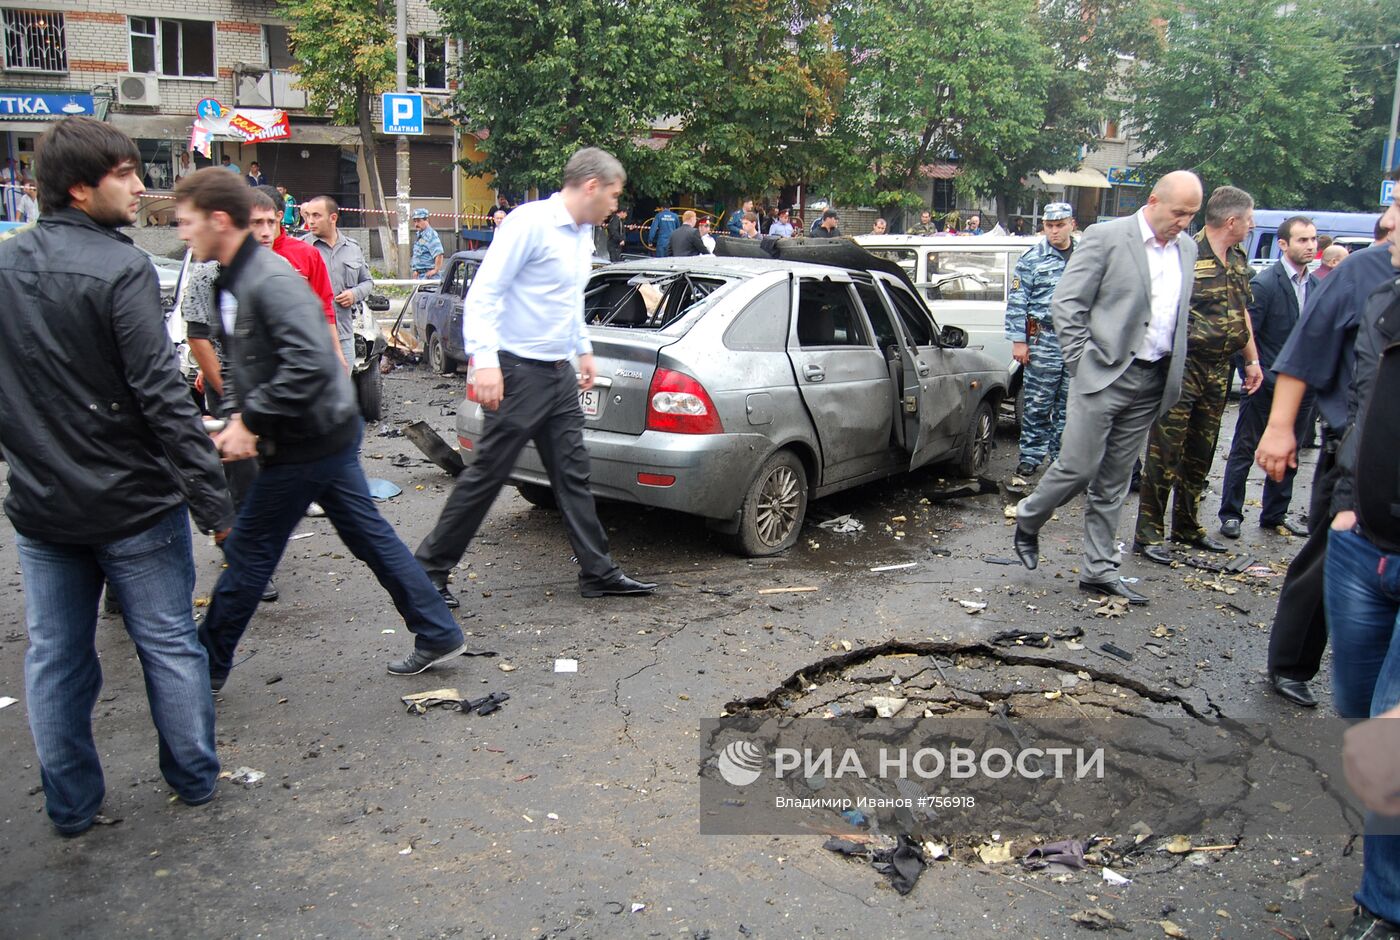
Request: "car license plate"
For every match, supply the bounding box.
[579,388,600,416]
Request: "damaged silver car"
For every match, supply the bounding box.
[455,241,1006,556]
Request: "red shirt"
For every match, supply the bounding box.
[272,231,336,326]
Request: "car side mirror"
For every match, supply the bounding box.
[939,324,968,348]
[367,293,391,312]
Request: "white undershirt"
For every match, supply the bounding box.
[1136,210,1182,362]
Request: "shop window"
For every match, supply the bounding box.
[4,9,66,72]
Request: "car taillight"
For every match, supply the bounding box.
[465,357,478,402]
[646,368,722,434]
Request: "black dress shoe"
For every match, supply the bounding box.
[1013,526,1039,570]
[1219,518,1241,539]
[1175,534,1229,553]
[1265,518,1309,537]
[387,642,467,676]
[1270,673,1318,708]
[435,583,460,609]
[261,578,279,602]
[1133,541,1173,565]
[1078,578,1148,605]
[580,573,657,598]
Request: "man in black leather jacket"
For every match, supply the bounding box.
[0,117,235,835]
[173,168,465,690]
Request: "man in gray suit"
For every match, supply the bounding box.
[1013,171,1203,605]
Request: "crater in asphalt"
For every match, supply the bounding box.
[705,640,1350,854]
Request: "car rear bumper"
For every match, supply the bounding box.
[457,408,768,520]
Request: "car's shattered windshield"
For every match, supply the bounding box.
[584,272,731,330]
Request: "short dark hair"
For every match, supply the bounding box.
[1276,215,1314,243]
[1317,234,1334,251]
[250,184,280,214]
[249,161,260,168]
[33,116,140,212]
[220,154,230,162]
[251,185,282,215]
[174,167,252,228]
[742,211,759,224]
[307,194,339,215]
[821,208,839,221]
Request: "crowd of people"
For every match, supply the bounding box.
[6,114,1400,937]
[1006,168,1400,939]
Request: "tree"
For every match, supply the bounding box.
[980,0,1161,222]
[1129,0,1354,207]
[278,0,397,267]
[1310,0,1400,210]
[436,0,697,197]
[662,0,846,203]
[822,0,1052,214]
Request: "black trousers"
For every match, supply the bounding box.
[415,352,619,588]
[1266,434,1339,681]
[1219,381,1315,526]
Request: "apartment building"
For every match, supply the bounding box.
[0,0,478,234]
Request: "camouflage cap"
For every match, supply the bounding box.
[412,208,430,220]
[1043,202,1073,222]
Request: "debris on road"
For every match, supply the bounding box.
[867,695,908,718]
[955,598,987,614]
[817,514,865,533]
[1160,921,1187,938]
[1023,839,1087,869]
[1099,642,1134,662]
[1070,908,1125,930]
[401,688,465,714]
[757,586,818,595]
[870,562,918,573]
[1101,866,1131,886]
[225,767,266,787]
[554,659,578,673]
[460,691,510,715]
[498,662,517,672]
[870,835,926,895]
[977,840,1014,864]
[1094,597,1130,618]
[404,421,466,476]
[989,626,1082,648]
[289,532,315,541]
[983,556,1019,565]
[0,696,16,710]
[366,479,402,500]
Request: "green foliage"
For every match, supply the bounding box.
[435,0,697,194]
[1129,0,1355,207]
[277,0,394,123]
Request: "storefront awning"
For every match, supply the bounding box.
[919,161,960,180]
[1037,167,1111,189]
[111,113,359,147]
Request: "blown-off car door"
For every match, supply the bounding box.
[878,276,967,468]
[787,277,896,483]
[446,261,476,360]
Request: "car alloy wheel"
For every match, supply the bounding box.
[755,464,802,547]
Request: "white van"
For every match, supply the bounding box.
[855,234,1036,419]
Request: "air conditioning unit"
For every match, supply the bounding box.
[117,72,161,108]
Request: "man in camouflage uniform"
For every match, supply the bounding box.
[907,209,939,235]
[1005,202,1076,477]
[1134,186,1264,563]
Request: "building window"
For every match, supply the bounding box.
[408,36,447,90]
[129,17,214,78]
[3,9,67,73]
[264,24,294,70]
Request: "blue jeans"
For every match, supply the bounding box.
[16,507,218,834]
[198,424,462,682]
[1326,526,1400,922]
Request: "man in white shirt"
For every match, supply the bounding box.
[1013,171,1202,605]
[415,148,657,606]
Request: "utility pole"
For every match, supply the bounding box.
[395,0,411,278]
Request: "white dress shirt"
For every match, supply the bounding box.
[1281,255,1310,310]
[463,192,594,369]
[1136,209,1183,362]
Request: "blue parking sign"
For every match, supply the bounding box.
[1383,179,1396,207]
[382,93,424,135]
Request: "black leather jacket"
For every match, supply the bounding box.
[211,234,359,464]
[0,209,234,542]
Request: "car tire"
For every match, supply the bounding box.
[427,330,452,375]
[516,483,558,510]
[355,362,383,423]
[728,449,808,557]
[956,399,996,477]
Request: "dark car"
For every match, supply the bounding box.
[411,249,487,374]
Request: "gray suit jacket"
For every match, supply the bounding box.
[1050,213,1196,416]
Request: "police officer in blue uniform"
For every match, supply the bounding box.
[1005,202,1076,477]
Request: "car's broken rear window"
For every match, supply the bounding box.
[584,272,731,330]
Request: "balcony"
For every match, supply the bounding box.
[233,66,307,111]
